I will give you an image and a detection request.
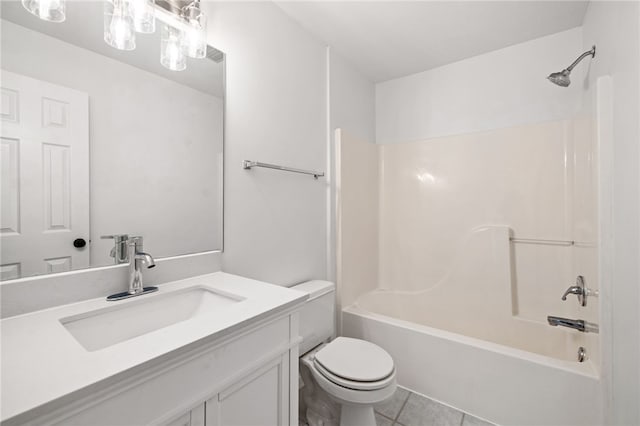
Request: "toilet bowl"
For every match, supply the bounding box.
[301,337,397,425]
[291,281,396,426]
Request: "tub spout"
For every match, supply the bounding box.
[547,316,599,333]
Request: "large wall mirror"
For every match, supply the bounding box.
[0,1,224,280]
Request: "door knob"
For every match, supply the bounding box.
[73,238,87,248]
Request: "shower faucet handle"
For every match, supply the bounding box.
[561,276,597,307]
[561,285,584,301]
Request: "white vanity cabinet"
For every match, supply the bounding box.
[1,273,306,426]
[31,313,300,426]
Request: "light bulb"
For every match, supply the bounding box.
[22,0,65,22]
[161,24,186,71]
[181,1,207,59]
[131,0,155,34]
[104,0,136,51]
[184,26,206,59]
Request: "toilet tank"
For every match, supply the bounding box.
[290,280,335,355]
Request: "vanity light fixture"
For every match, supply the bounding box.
[21,0,66,22]
[22,0,210,72]
[104,0,136,51]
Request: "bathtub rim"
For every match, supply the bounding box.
[343,304,599,380]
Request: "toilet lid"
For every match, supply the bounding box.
[314,337,394,382]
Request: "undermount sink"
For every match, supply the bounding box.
[60,287,244,352]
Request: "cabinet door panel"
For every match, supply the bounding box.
[206,356,288,426]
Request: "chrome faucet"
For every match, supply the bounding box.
[561,275,597,307]
[101,234,130,264]
[107,236,158,301]
[561,285,584,300]
[547,316,599,333]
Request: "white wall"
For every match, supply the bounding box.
[329,50,376,145]
[1,20,223,264]
[1,1,333,313]
[204,2,328,286]
[581,2,640,424]
[376,27,583,144]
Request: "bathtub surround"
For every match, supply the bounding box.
[360,226,594,361]
[337,119,596,327]
[337,95,602,425]
[335,130,379,311]
[581,2,640,424]
[336,118,602,422]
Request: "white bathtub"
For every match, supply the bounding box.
[343,306,601,426]
[341,227,602,425]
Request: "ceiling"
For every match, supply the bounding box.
[1,1,224,97]
[276,1,590,82]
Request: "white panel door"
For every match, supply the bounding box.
[0,70,89,279]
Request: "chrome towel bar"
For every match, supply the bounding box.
[243,160,325,179]
[510,237,574,246]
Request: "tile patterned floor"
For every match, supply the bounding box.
[374,387,495,426]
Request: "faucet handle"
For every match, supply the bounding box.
[101,234,129,242]
[128,236,144,248]
[101,234,130,264]
[561,286,584,301]
[561,276,592,307]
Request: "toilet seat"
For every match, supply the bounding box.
[301,344,397,407]
[314,358,395,391]
[312,337,395,391]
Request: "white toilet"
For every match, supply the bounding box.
[292,280,397,426]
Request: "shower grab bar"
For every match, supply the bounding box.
[510,237,574,246]
[243,160,325,179]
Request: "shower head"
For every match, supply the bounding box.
[547,45,596,87]
[547,69,571,87]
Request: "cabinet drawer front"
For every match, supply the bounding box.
[55,317,291,426]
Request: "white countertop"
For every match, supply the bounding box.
[0,272,307,423]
